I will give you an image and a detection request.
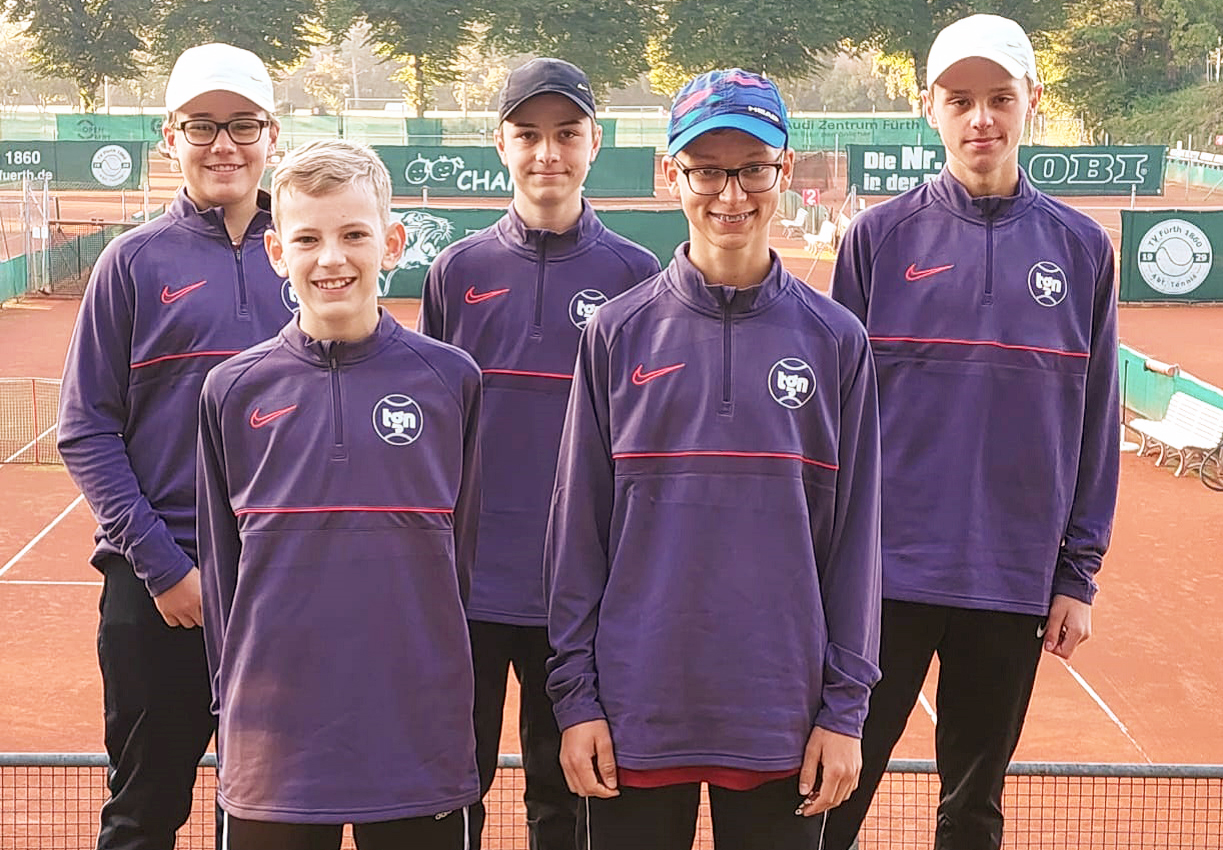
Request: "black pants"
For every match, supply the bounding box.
[222,809,467,850]
[469,620,580,850]
[823,600,1044,850]
[95,556,218,850]
[586,778,826,850]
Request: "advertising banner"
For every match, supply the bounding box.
[847,145,1166,196]
[1120,210,1223,302]
[0,141,148,189]
[789,117,941,150]
[56,114,163,142]
[375,146,656,198]
[367,207,688,298]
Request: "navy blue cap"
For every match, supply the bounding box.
[499,58,596,122]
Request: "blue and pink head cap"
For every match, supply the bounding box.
[667,69,789,156]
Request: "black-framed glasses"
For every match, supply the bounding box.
[175,118,271,146]
[674,159,784,195]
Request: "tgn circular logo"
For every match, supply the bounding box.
[280,279,299,312]
[372,394,423,446]
[1027,261,1068,307]
[768,358,815,409]
[569,289,607,329]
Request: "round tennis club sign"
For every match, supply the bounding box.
[1137,219,1213,296]
[90,144,133,188]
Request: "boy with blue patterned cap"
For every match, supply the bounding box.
[545,68,882,849]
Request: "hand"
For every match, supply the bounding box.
[559,719,619,799]
[796,726,861,817]
[1043,594,1091,659]
[153,569,203,628]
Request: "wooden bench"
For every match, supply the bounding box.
[1130,392,1223,476]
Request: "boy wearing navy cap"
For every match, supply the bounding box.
[545,68,882,849]
[824,14,1118,849]
[418,57,659,850]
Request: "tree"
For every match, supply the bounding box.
[303,50,350,113]
[148,0,321,73]
[342,0,480,116]
[481,0,655,97]
[653,0,865,83]
[852,0,1069,99]
[3,0,149,110]
[450,25,509,115]
[1047,0,1223,132]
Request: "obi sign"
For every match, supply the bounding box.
[848,145,1167,196]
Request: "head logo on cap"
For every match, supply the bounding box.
[667,69,788,156]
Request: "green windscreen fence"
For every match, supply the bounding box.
[379,207,686,297]
[56,114,163,142]
[374,146,656,198]
[848,145,1167,196]
[1120,210,1223,302]
[0,141,148,189]
[790,116,941,149]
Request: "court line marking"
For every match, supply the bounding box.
[916,661,1151,763]
[1061,658,1153,763]
[0,579,101,587]
[3,423,58,464]
[0,494,86,579]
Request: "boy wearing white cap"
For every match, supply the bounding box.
[824,15,1118,848]
[58,43,291,849]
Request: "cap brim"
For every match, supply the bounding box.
[667,114,787,156]
[929,49,1029,88]
[500,89,595,122]
[167,82,275,115]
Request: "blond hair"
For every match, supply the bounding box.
[271,140,393,228]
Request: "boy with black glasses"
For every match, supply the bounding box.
[59,42,291,849]
[545,68,883,849]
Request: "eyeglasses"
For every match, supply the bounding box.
[674,159,784,195]
[175,118,271,146]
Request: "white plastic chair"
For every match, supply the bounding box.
[779,206,808,239]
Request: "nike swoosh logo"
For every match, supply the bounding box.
[160,280,208,303]
[631,363,685,386]
[249,404,298,429]
[465,286,510,304]
[905,263,955,281]
[1036,622,1047,639]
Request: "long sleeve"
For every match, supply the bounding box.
[544,322,615,731]
[417,261,446,339]
[57,246,194,594]
[452,366,483,606]
[813,328,883,738]
[1053,238,1120,603]
[828,217,873,325]
[196,374,241,715]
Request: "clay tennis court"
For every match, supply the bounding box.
[1,167,1221,847]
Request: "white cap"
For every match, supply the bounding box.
[165,43,275,114]
[926,14,1039,89]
